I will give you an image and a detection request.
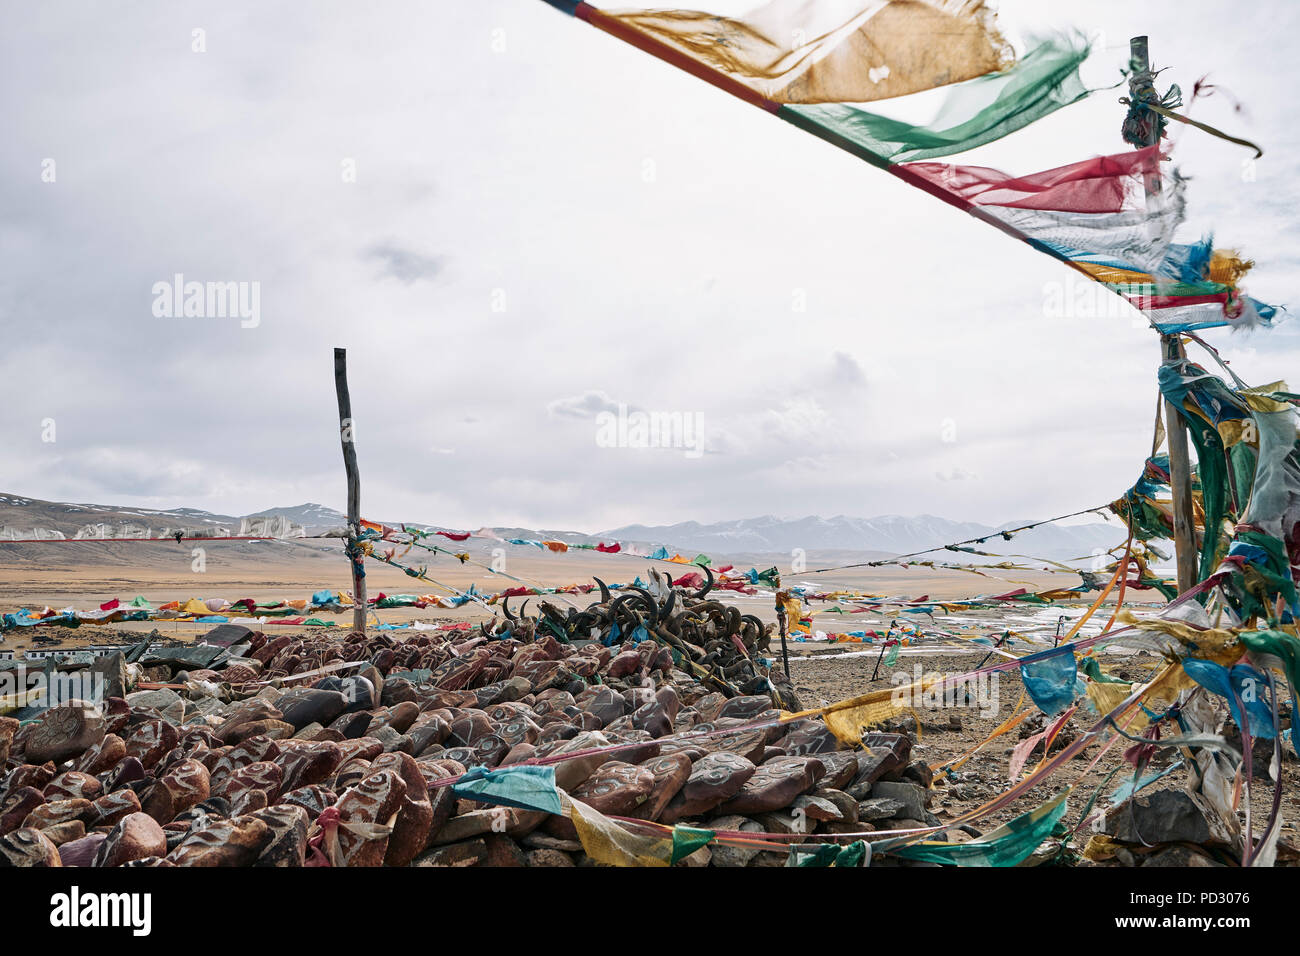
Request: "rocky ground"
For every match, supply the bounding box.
[0,610,1292,868]
[788,644,1300,865]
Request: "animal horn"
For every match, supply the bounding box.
[694,565,714,599]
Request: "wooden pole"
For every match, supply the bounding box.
[334,348,367,634]
[774,592,790,680]
[1129,36,1199,595]
[1162,334,1200,593]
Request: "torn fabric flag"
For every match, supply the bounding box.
[597,0,1013,105]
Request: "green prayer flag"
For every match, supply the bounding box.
[782,35,1092,165]
[889,791,1068,867]
[669,825,714,864]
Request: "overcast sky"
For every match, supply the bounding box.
[2,0,1296,533]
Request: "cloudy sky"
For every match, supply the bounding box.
[3,0,1296,533]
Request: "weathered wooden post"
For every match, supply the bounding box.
[774,591,790,680]
[1129,36,1199,594]
[334,348,367,634]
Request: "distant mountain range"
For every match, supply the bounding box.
[0,492,1127,562]
[599,514,1126,562]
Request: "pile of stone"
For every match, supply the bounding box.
[0,611,945,867]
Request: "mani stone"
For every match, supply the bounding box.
[167,815,271,866]
[274,689,348,730]
[570,761,656,815]
[371,752,434,868]
[1,787,47,836]
[143,759,212,824]
[630,753,693,822]
[661,753,757,823]
[22,798,93,831]
[57,833,107,868]
[685,752,758,806]
[778,720,840,756]
[718,756,825,815]
[0,828,62,867]
[73,733,127,775]
[810,751,859,792]
[716,695,773,721]
[333,769,406,867]
[94,812,168,867]
[249,804,310,867]
[122,718,180,768]
[0,717,18,764]
[577,686,626,727]
[24,702,106,764]
[90,789,142,828]
[40,820,85,847]
[280,785,337,819]
[44,771,102,802]
[275,740,344,792]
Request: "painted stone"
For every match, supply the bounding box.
[629,687,681,738]
[716,695,774,721]
[778,720,840,756]
[333,769,406,867]
[122,718,180,769]
[629,753,693,821]
[73,734,127,776]
[214,760,283,804]
[39,819,85,847]
[810,750,859,792]
[249,804,310,867]
[274,740,343,792]
[0,827,61,867]
[0,717,17,765]
[274,689,347,730]
[22,798,93,831]
[103,756,146,793]
[44,771,102,802]
[94,812,168,867]
[571,761,656,815]
[371,752,434,867]
[56,832,106,867]
[279,784,338,818]
[718,756,826,815]
[328,711,373,739]
[167,815,271,866]
[24,703,106,764]
[3,762,55,797]
[0,787,47,836]
[89,789,142,828]
[370,702,420,736]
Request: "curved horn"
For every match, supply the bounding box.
[501,596,517,622]
[628,586,660,627]
[593,577,612,603]
[693,565,714,599]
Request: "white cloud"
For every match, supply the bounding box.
[2,0,1296,532]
